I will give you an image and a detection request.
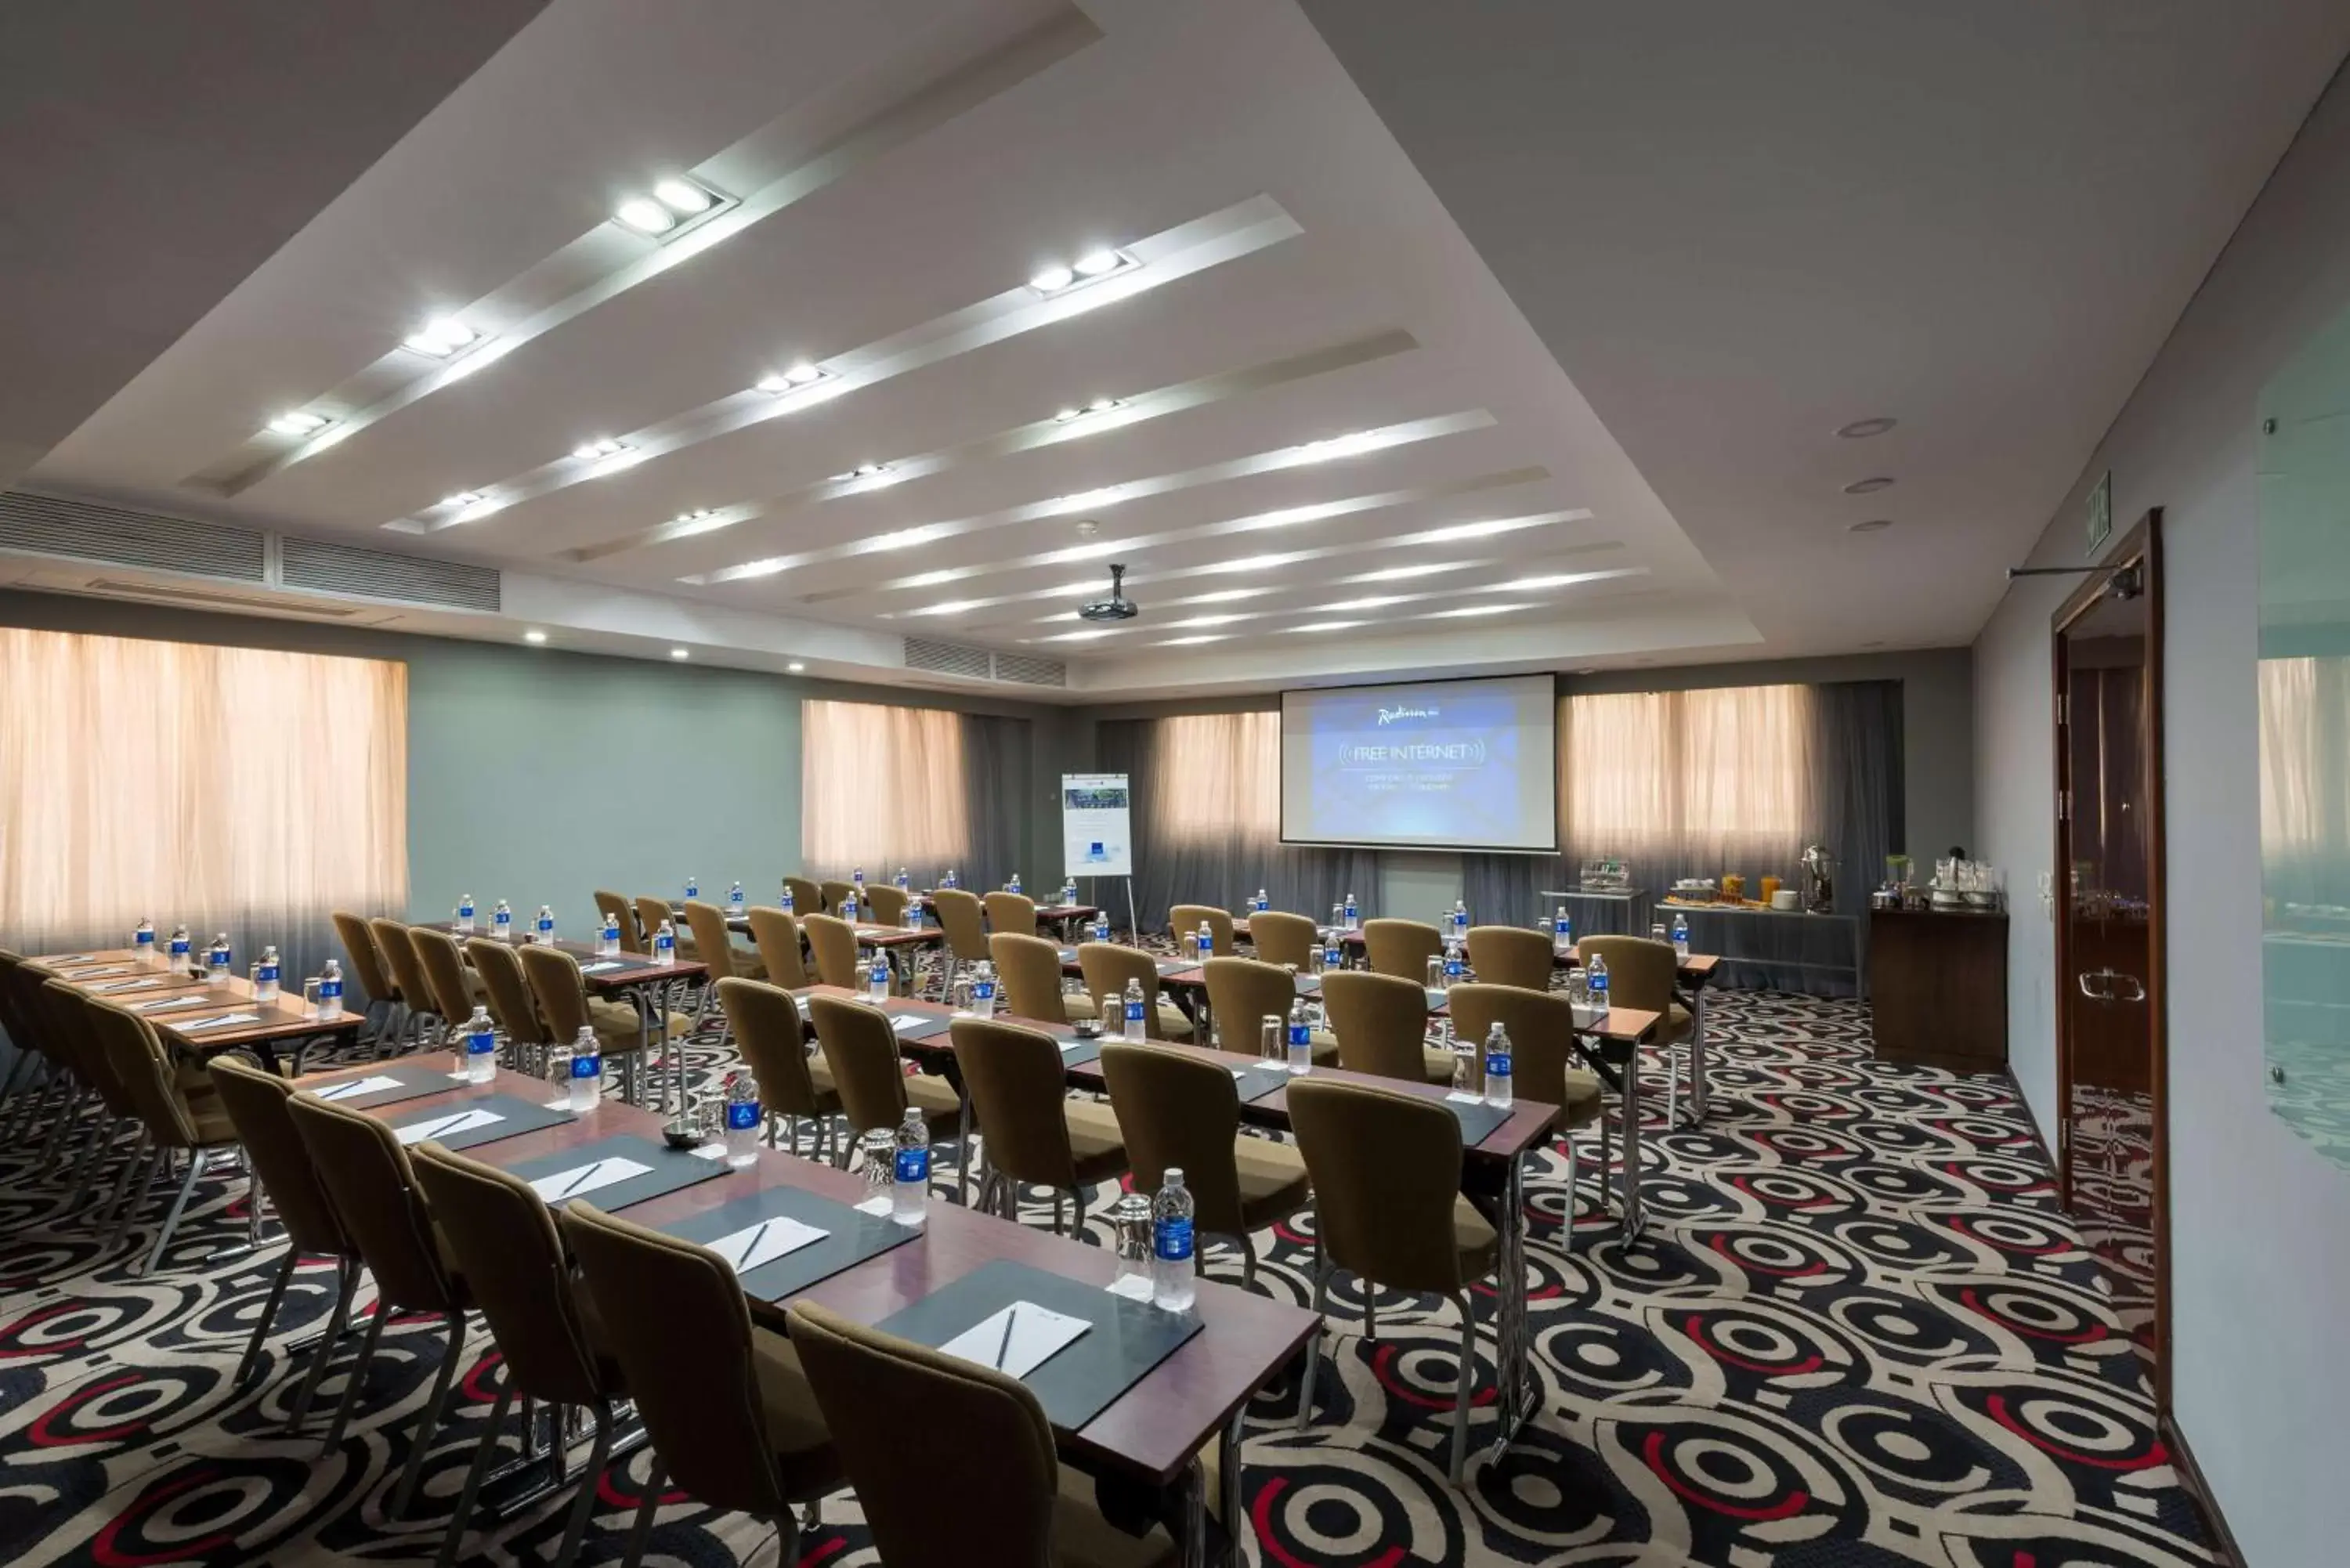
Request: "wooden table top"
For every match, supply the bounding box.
[794,985,1566,1167]
[31,952,363,1051]
[304,1061,1318,1483]
[915,893,1099,921]
[418,924,709,987]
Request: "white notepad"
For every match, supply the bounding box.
[1444,1090,1484,1105]
[1572,1003,1610,1030]
[580,961,625,974]
[65,966,128,978]
[178,1012,261,1032]
[708,1215,829,1274]
[529,1155,653,1201]
[131,994,211,1013]
[396,1107,508,1146]
[310,1075,405,1104]
[938,1302,1090,1379]
[88,977,164,994]
[888,1014,931,1035]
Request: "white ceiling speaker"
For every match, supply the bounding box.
[1079,562,1139,623]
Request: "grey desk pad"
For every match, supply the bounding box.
[657,1183,921,1299]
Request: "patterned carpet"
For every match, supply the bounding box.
[0,988,2218,1567]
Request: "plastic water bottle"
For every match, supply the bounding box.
[493,900,513,941]
[1343,891,1358,926]
[891,1107,930,1224]
[317,959,344,1021]
[903,898,922,931]
[1008,871,1023,895]
[569,1024,602,1112]
[971,962,996,1019]
[207,934,233,981]
[1253,888,1270,912]
[841,888,859,924]
[1441,938,1466,991]
[1195,920,1214,963]
[534,905,555,945]
[866,955,890,1003]
[1588,952,1610,1017]
[1452,898,1470,938]
[1152,1169,1196,1312]
[852,865,866,891]
[724,1071,761,1166]
[1091,912,1111,944]
[684,876,699,901]
[1286,998,1313,1075]
[1484,1022,1513,1108]
[1672,912,1690,959]
[943,868,960,890]
[255,945,281,1004]
[728,880,747,917]
[133,918,156,967]
[456,894,476,934]
[168,925,192,972]
[604,912,625,956]
[653,920,677,966]
[1123,978,1146,1039]
[464,1005,497,1084]
[895,867,910,889]
[1552,906,1572,955]
[1322,930,1343,973]
[1061,878,1078,906]
[779,881,795,914]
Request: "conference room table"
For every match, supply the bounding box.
[671,902,949,990]
[421,925,708,1115]
[790,984,1569,1467]
[301,1057,1310,1566]
[914,892,1102,938]
[31,948,366,1074]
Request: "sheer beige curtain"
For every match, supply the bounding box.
[801,699,971,876]
[1152,711,1281,843]
[0,629,407,963]
[1562,683,1820,873]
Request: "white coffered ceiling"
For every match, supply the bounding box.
[9,0,2346,700]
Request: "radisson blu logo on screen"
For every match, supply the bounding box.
[1375,704,1438,726]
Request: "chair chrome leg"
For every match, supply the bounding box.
[392,1312,471,1516]
[236,1250,301,1386]
[1053,1189,1065,1234]
[1562,1134,1580,1253]
[139,1147,208,1274]
[1363,1285,1377,1343]
[322,1306,389,1454]
[289,1259,363,1429]
[436,1375,515,1568]
[1449,1289,1476,1487]
[551,1400,616,1568]
[1294,1246,1330,1431]
[1241,1232,1260,1292]
[772,1508,801,1568]
[621,1458,667,1568]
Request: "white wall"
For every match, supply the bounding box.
[1972,60,2350,1567]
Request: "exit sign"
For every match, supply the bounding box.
[2087,471,2112,551]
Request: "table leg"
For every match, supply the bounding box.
[1179,1451,1209,1568]
[1484,1149,1535,1461]
[1218,1407,1246,1566]
[1686,981,1709,1125]
[631,988,659,1111]
[1621,1039,1646,1243]
[667,979,688,1116]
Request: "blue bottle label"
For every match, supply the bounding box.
[895,1147,930,1183]
[1154,1216,1193,1263]
[1126,1001,1144,1022]
[725,1098,759,1129]
[573,1050,601,1076]
[975,981,994,1003]
[461,903,475,917]
[1288,1022,1309,1049]
[258,963,279,984]
[136,930,154,946]
[468,1030,495,1055]
[320,980,342,1000]
[1486,1052,1511,1078]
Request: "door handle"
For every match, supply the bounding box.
[2107,970,2146,1003]
[2077,971,2111,1000]
[2076,967,2144,1003]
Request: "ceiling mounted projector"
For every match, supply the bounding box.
[1079,562,1139,623]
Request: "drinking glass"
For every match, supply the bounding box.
[302,977,323,1015]
[858,1129,898,1196]
[1259,1014,1282,1061]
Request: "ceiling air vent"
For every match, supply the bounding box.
[75,579,382,620]
[990,652,1067,688]
[0,490,266,581]
[903,638,995,680]
[279,536,501,612]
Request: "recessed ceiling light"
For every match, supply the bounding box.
[869,526,942,551]
[1497,570,1618,591]
[757,363,832,395]
[1043,487,1125,515]
[1315,595,1405,612]
[441,490,483,509]
[1043,628,1114,642]
[669,647,690,660]
[1073,248,1123,277]
[833,463,892,482]
[1291,620,1366,633]
[1040,540,1122,564]
[902,569,967,589]
[1054,396,1123,423]
[1203,553,1300,575]
[673,508,716,526]
[573,438,626,461]
[615,197,675,235]
[1843,476,1896,494]
[1419,519,1519,543]
[1029,250,1135,296]
[786,661,806,674]
[402,316,480,359]
[653,178,714,215]
[523,629,548,645]
[1157,634,1229,646]
[1837,417,1898,439]
[1029,263,1076,293]
[267,410,329,437]
[1849,518,1893,533]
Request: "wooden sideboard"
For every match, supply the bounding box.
[1867,908,2009,1070]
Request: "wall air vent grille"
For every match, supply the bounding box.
[0,490,266,581]
[990,652,1067,688]
[903,638,995,679]
[278,536,501,612]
